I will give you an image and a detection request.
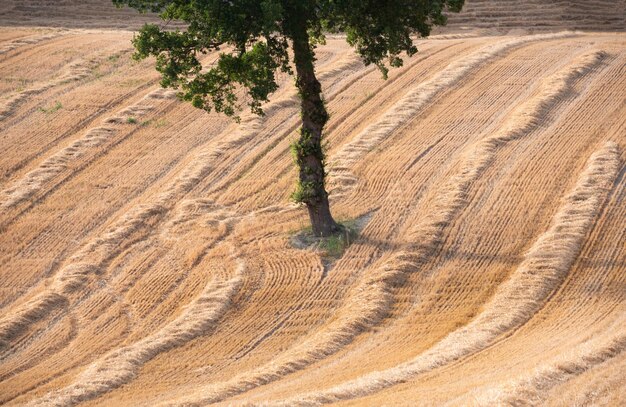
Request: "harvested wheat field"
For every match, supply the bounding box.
[0,1,625,406]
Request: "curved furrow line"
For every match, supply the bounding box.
[221,42,471,205]
[0,88,176,208]
[0,288,133,401]
[223,245,324,352]
[0,42,217,172]
[249,53,626,403]
[328,31,578,198]
[0,201,166,350]
[0,104,206,312]
[542,345,626,406]
[236,48,610,405]
[322,42,462,138]
[143,51,355,202]
[333,40,589,216]
[0,247,170,404]
[316,37,566,242]
[0,64,320,349]
[272,141,620,406]
[457,314,626,406]
[0,30,66,57]
[0,187,221,364]
[3,238,209,386]
[151,201,327,360]
[25,257,244,407]
[104,207,321,398]
[337,44,613,344]
[129,220,234,323]
[0,78,156,180]
[160,199,319,331]
[333,47,610,299]
[154,38,601,407]
[0,49,129,121]
[0,310,78,381]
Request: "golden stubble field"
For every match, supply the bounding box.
[0,1,624,406]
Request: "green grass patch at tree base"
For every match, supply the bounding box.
[290,213,371,265]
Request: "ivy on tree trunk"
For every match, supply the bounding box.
[290,24,340,237]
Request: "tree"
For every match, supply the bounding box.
[113,0,464,237]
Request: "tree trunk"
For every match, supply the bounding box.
[291,25,340,237]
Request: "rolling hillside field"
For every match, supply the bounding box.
[0,1,625,405]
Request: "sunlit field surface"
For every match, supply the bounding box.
[0,1,624,405]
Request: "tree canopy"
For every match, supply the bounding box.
[114,0,464,236]
[114,0,463,117]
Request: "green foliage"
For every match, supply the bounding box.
[291,180,320,203]
[38,101,63,114]
[319,233,346,258]
[290,128,328,204]
[318,225,359,258]
[153,118,168,128]
[321,0,465,78]
[126,116,138,124]
[9,78,29,92]
[113,0,464,115]
[290,128,325,166]
[291,217,363,259]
